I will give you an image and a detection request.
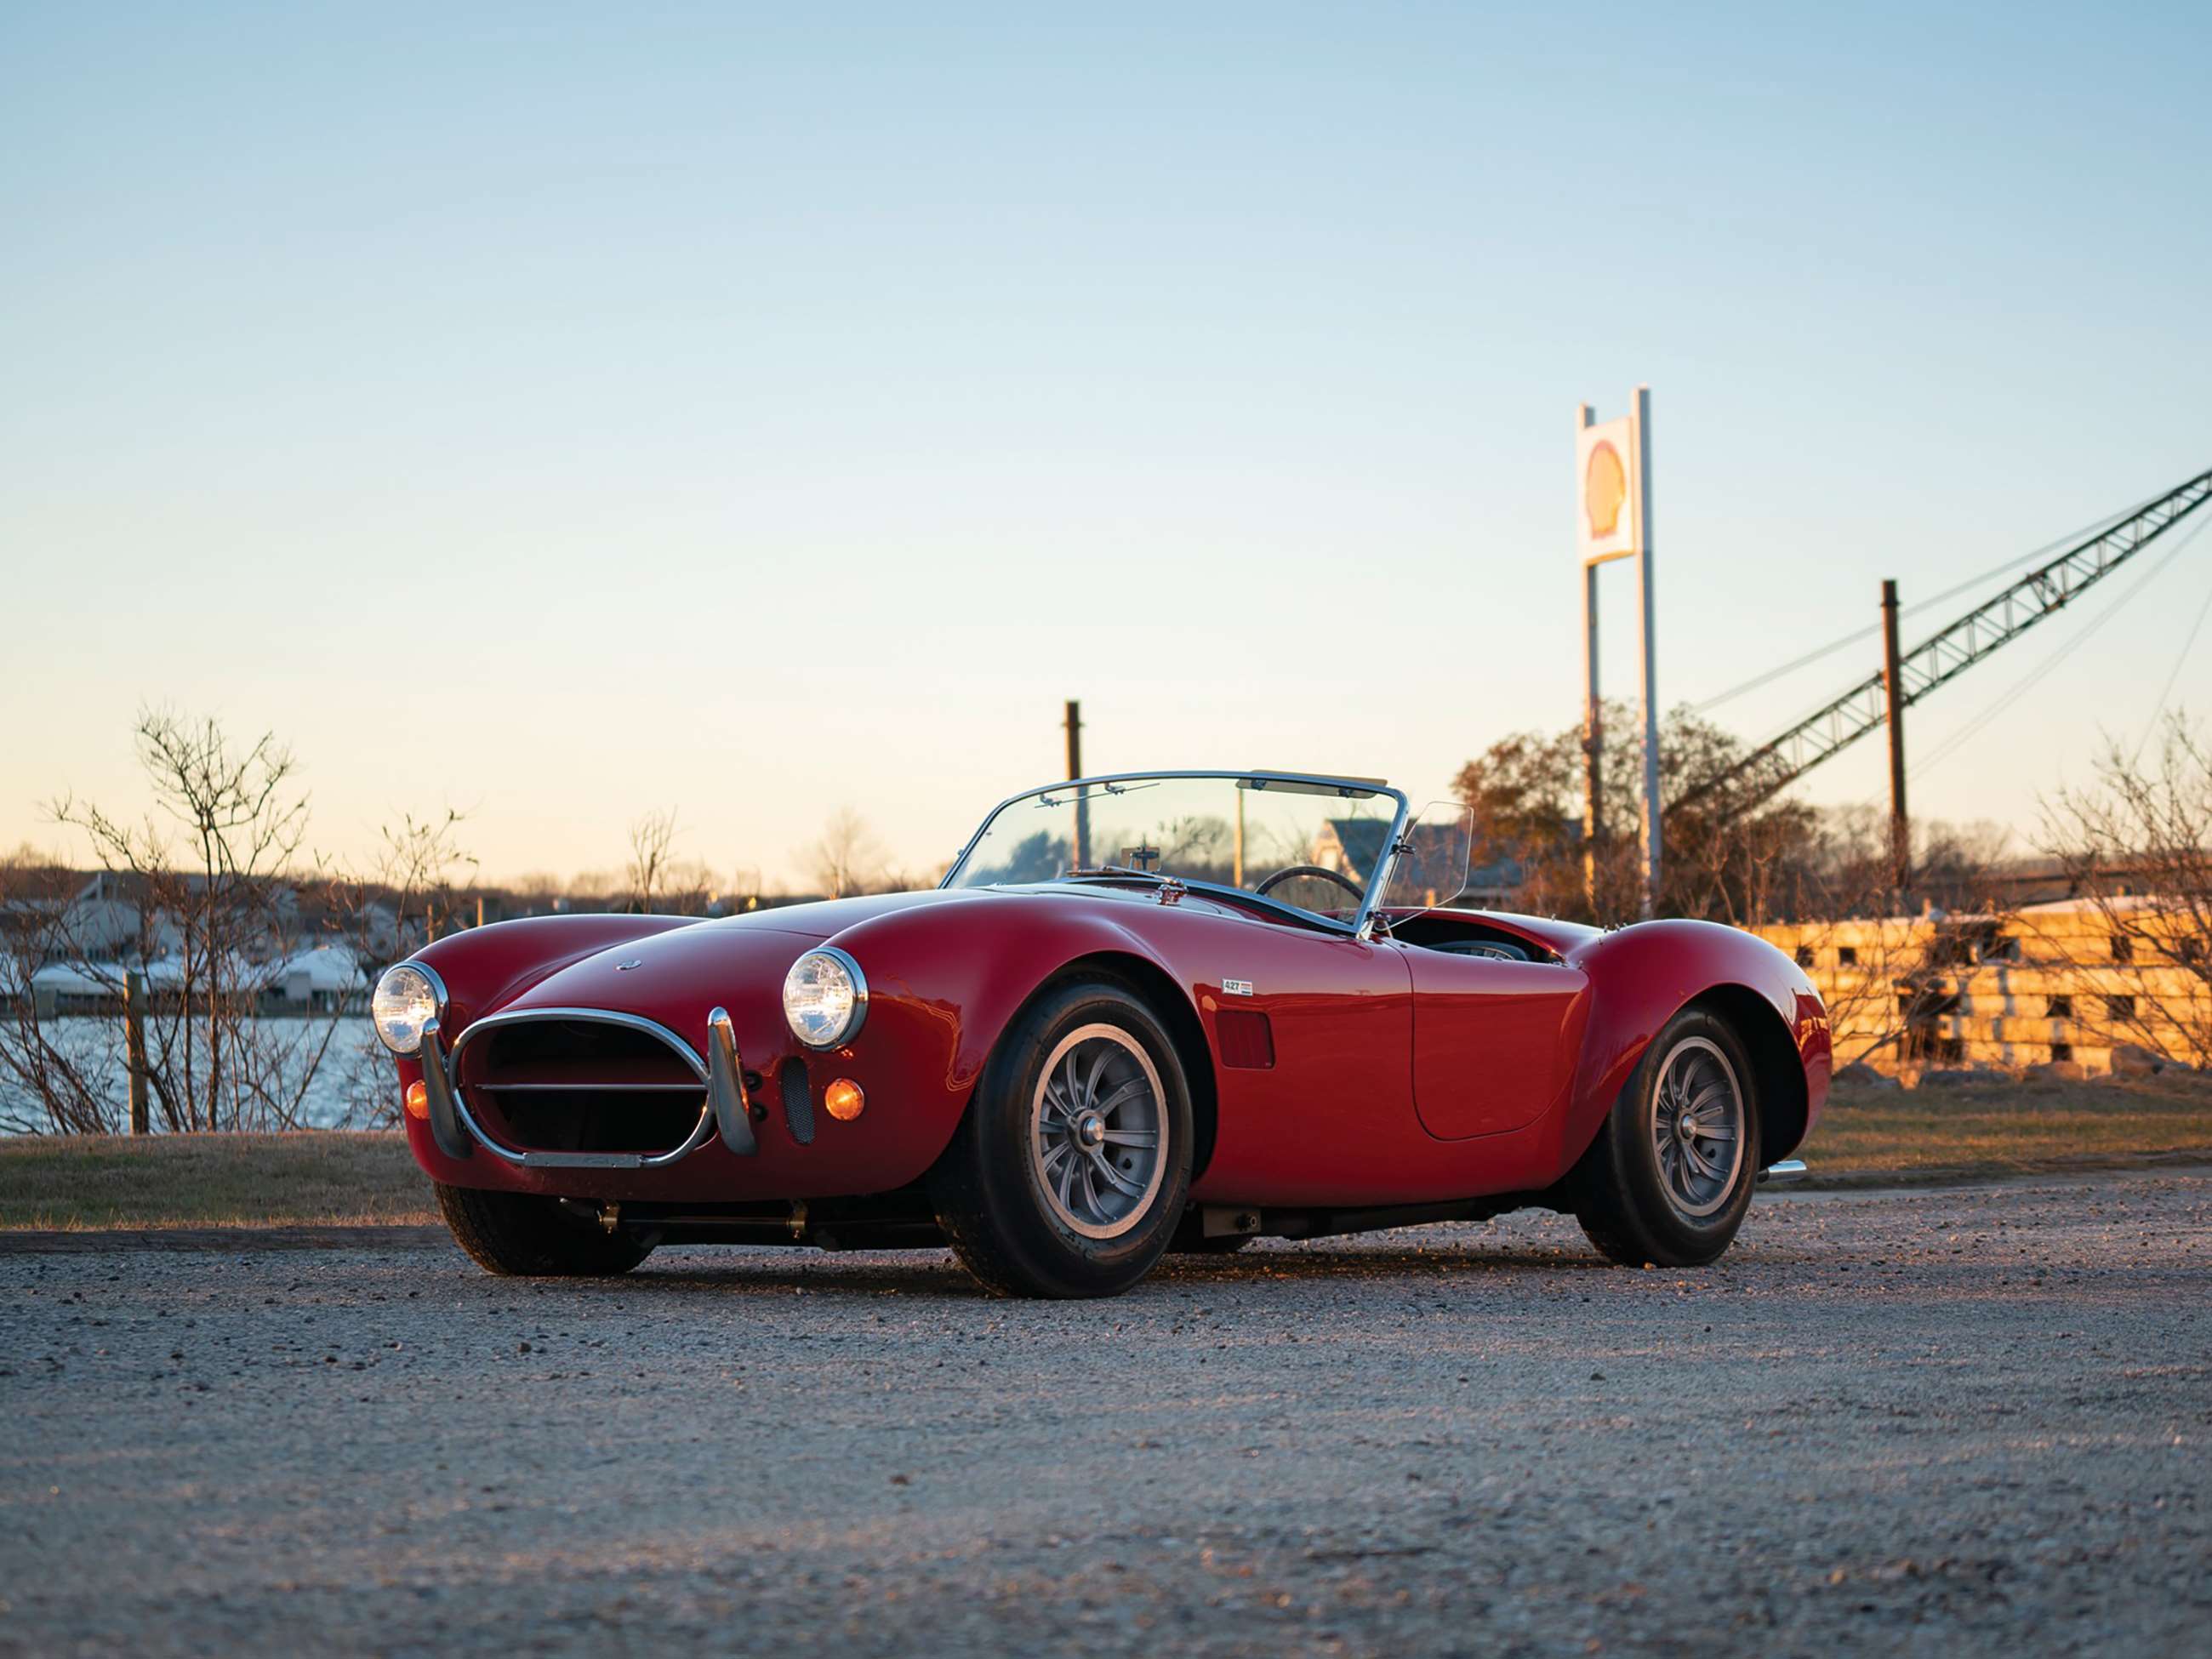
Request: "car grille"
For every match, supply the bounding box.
[458,1018,708,1156]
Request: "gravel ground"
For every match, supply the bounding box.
[2,1176,2208,1658]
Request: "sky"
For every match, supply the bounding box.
[4,2,2209,890]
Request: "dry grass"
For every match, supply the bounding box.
[0,1132,431,1230]
[1802,1072,2212,1183]
[4,1077,2210,1230]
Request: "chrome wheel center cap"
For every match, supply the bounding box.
[1076,1111,1106,1148]
[1677,1114,1697,1142]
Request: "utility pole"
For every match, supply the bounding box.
[1064,699,1089,869]
[123,968,149,1136]
[1880,578,1910,893]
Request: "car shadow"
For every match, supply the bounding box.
[557,1238,1625,1300]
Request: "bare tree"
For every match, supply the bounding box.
[0,847,119,1134]
[658,858,720,916]
[625,807,680,914]
[2042,716,2212,1068]
[49,710,313,1132]
[805,808,886,898]
[877,857,951,894]
[322,807,476,1128]
[723,864,764,913]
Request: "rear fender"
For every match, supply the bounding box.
[1559,921,1831,1169]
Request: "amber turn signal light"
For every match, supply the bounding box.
[404,1079,429,1120]
[824,1078,865,1121]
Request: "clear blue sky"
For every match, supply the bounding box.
[4,3,2209,887]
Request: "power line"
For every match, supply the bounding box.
[1910,512,2212,778]
[1900,501,2135,618]
[2134,554,2212,764]
[1688,626,1879,715]
[1687,502,2138,719]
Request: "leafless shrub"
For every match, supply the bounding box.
[625,807,680,913]
[320,807,477,1127]
[40,710,330,1132]
[805,808,887,898]
[0,846,118,1133]
[2042,715,2212,1068]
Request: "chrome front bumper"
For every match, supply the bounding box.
[419,1005,758,1169]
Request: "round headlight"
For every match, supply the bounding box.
[783,947,867,1050]
[372,963,443,1056]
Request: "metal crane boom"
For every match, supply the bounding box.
[1676,465,2212,816]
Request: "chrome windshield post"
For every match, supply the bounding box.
[1352,794,1415,942]
[417,1019,473,1161]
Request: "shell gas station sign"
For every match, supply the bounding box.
[1576,411,1642,564]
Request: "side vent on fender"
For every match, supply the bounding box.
[1216,1008,1275,1069]
[779,1058,816,1145]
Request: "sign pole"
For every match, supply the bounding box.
[1575,386,1658,920]
[1576,403,1603,914]
[1633,385,1660,918]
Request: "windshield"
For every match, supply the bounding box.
[944,773,1409,923]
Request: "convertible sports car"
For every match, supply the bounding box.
[375,771,1829,1297]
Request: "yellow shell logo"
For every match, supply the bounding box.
[1584,440,1628,539]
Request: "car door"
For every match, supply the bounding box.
[1399,945,1591,1140]
[1181,910,1418,1203]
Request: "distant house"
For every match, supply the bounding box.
[1314,817,1523,909]
[27,943,366,1018]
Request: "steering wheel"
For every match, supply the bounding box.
[1254,864,1364,902]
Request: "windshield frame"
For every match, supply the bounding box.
[940,770,1413,939]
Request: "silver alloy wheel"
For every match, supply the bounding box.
[1649,1035,1746,1220]
[1029,1023,1169,1240]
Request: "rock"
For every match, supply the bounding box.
[2110,1044,2168,1078]
[1832,1061,1894,1089]
[2021,1062,2088,1084]
[1916,1068,1992,1089]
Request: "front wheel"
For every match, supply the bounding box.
[1570,1009,1760,1268]
[436,1183,656,1277]
[929,979,1193,1297]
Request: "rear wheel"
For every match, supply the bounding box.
[436,1183,655,1277]
[1570,1009,1760,1268]
[929,979,1192,1298]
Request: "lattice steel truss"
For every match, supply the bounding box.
[1679,466,2212,816]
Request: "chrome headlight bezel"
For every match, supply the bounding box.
[782,946,868,1051]
[372,961,448,1057]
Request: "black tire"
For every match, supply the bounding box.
[436,1183,656,1278]
[928,978,1193,1298]
[1569,1008,1761,1268]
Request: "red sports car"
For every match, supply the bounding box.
[375,771,1828,1297]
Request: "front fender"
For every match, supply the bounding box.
[830,893,1196,1116]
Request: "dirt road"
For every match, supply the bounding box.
[3,1175,2207,1656]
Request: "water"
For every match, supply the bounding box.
[0,1017,396,1134]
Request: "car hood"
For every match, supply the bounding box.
[490,882,1254,1021]
[490,890,987,1018]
